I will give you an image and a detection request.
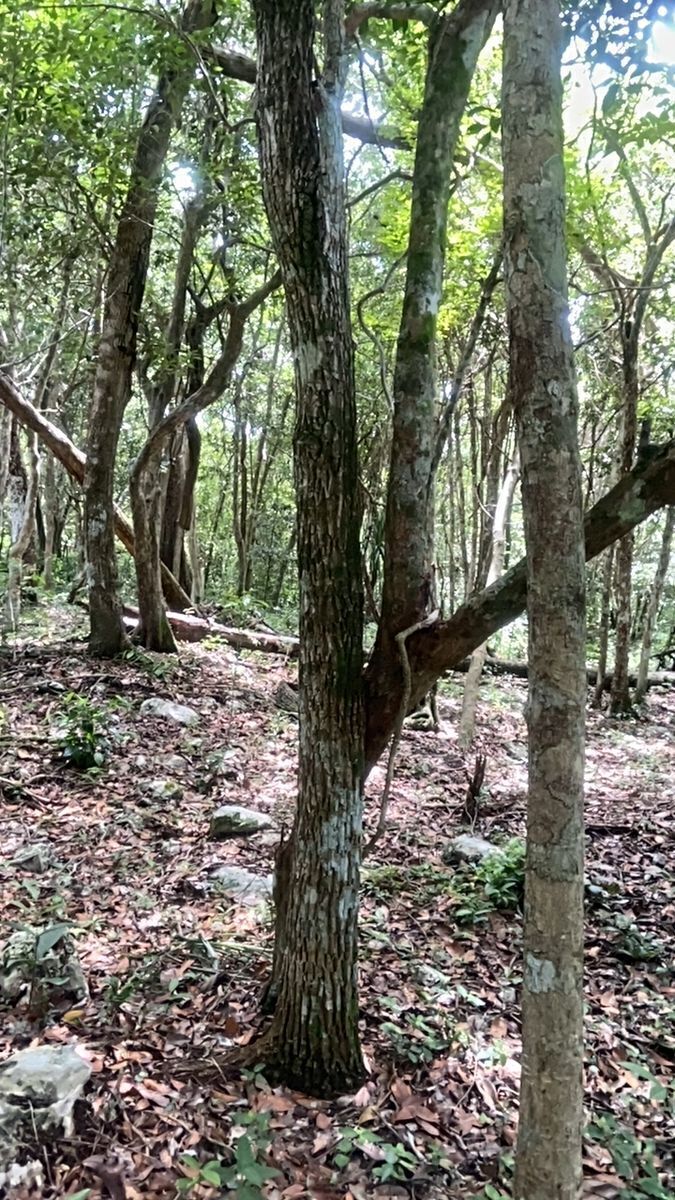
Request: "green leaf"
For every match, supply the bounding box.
[35,922,71,960]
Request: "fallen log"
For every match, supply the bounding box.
[122,608,672,693]
[451,654,673,692]
[122,606,299,657]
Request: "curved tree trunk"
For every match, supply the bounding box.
[84,0,217,657]
[635,506,674,702]
[249,0,365,1096]
[503,1,586,1195]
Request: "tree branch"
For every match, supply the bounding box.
[208,46,409,149]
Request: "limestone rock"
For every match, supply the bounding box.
[442,834,501,865]
[209,805,272,839]
[0,1045,91,1187]
[12,843,53,873]
[210,866,273,907]
[141,778,183,802]
[140,697,199,726]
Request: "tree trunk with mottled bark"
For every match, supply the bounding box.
[635,507,674,702]
[367,0,498,712]
[459,450,519,748]
[502,1,586,1195]
[250,0,365,1095]
[84,0,217,656]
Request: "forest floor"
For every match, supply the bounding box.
[1,603,674,1200]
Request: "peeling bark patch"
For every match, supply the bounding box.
[524,953,556,992]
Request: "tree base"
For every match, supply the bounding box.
[230,1028,365,1098]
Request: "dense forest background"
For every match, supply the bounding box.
[0,1,674,1198]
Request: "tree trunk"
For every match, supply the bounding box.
[129,275,279,651]
[84,0,217,656]
[42,451,57,591]
[459,450,519,747]
[635,507,675,702]
[250,0,365,1095]
[374,0,497,676]
[610,336,639,713]
[4,423,39,634]
[593,544,614,705]
[0,372,191,610]
[502,1,586,1195]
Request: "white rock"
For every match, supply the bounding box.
[442,834,501,865]
[140,697,199,726]
[0,1045,91,1186]
[209,805,272,839]
[210,866,273,908]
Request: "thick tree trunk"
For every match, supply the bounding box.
[635,507,675,702]
[503,2,586,1196]
[250,0,365,1095]
[84,0,217,656]
[459,450,519,747]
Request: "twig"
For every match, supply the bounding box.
[364,608,439,856]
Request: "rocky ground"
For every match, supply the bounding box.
[0,604,673,1199]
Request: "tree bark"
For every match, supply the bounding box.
[84,0,218,656]
[635,507,675,702]
[373,0,498,682]
[0,371,191,611]
[610,335,639,713]
[4,423,39,634]
[592,544,614,705]
[502,0,586,1194]
[250,0,365,1095]
[459,450,519,747]
[129,273,280,651]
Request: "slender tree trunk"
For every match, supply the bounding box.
[129,276,279,651]
[635,507,674,702]
[84,0,217,656]
[42,451,57,590]
[459,450,519,748]
[4,423,39,634]
[367,0,498,708]
[610,339,639,713]
[250,0,365,1095]
[503,1,586,1196]
[593,543,615,705]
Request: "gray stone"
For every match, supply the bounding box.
[141,778,184,801]
[12,843,53,873]
[209,805,272,839]
[210,866,273,907]
[164,754,187,772]
[442,834,501,865]
[140,697,199,726]
[0,1045,91,1188]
